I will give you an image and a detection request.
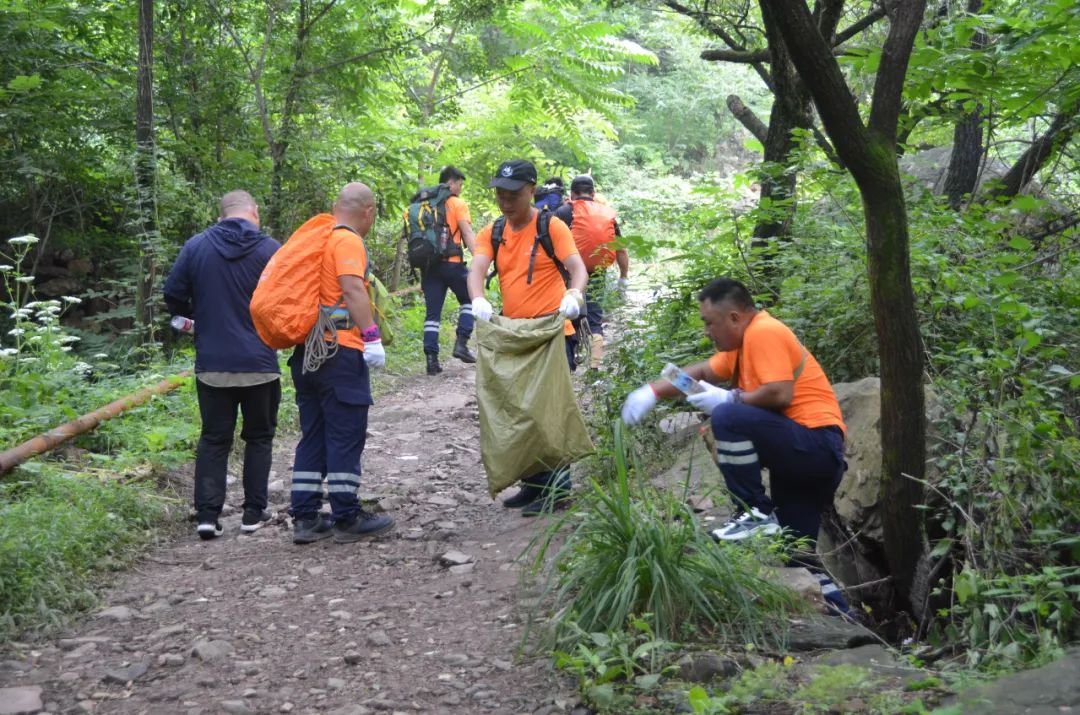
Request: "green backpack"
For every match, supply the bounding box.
[403,184,460,271]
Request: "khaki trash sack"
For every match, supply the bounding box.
[475,313,594,497]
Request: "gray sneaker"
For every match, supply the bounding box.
[710,508,781,541]
[332,510,395,543]
[293,514,333,544]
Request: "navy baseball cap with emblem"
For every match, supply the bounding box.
[488,159,538,190]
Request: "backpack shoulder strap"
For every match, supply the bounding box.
[527,209,570,286]
[484,217,507,289]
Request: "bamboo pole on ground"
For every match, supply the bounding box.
[0,371,192,475]
[0,290,421,476]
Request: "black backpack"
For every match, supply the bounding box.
[403,184,461,271]
[485,208,570,289]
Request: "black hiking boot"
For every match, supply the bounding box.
[333,510,395,543]
[426,353,442,375]
[293,514,333,544]
[452,335,476,363]
[502,484,542,509]
[521,474,572,517]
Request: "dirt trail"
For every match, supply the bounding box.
[0,360,581,715]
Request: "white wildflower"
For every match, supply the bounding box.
[61,295,82,305]
[58,335,80,344]
[0,348,17,358]
[23,300,41,308]
[7,235,39,246]
[73,361,93,375]
[10,309,31,319]
[0,264,13,272]
[15,276,34,284]
[93,353,108,359]
[60,346,72,352]
[27,335,41,343]
[7,328,25,336]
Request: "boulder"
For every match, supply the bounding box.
[831,378,885,542]
[944,647,1080,714]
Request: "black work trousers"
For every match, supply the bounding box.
[194,379,281,522]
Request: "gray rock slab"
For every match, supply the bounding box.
[814,644,928,684]
[945,648,1080,714]
[0,687,43,715]
[102,660,149,684]
[439,550,473,567]
[96,605,133,622]
[677,652,739,683]
[327,706,373,715]
[191,639,233,661]
[785,617,878,651]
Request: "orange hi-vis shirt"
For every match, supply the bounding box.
[708,311,846,433]
[475,209,579,336]
[320,225,369,351]
[444,195,471,264]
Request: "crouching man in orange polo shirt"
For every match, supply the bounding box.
[467,159,589,516]
[621,278,847,548]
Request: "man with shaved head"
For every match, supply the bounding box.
[164,190,282,540]
[288,181,395,545]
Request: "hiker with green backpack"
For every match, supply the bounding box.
[404,165,478,375]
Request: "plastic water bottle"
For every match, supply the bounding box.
[170,315,194,334]
[660,362,705,395]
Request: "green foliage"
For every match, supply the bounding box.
[0,235,199,461]
[0,471,171,641]
[945,564,1080,668]
[526,421,803,650]
[687,662,935,715]
[553,616,676,712]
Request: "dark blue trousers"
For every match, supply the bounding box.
[422,261,473,355]
[289,345,373,522]
[583,271,606,335]
[523,336,577,489]
[710,402,845,544]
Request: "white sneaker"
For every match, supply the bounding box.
[196,521,224,540]
[710,508,781,541]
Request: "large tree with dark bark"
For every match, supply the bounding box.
[759,0,929,609]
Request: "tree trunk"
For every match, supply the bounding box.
[135,0,158,340]
[266,0,309,235]
[942,0,986,209]
[726,95,768,143]
[861,154,927,607]
[943,108,984,209]
[987,103,1079,201]
[760,0,929,610]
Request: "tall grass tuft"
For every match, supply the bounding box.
[526,421,804,649]
[0,472,170,640]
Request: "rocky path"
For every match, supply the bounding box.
[0,360,579,715]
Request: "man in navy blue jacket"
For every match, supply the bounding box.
[164,190,282,540]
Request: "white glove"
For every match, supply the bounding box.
[472,296,493,321]
[686,382,734,414]
[621,384,657,425]
[363,339,386,368]
[560,289,584,320]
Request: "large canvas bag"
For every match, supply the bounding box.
[475,313,594,497]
